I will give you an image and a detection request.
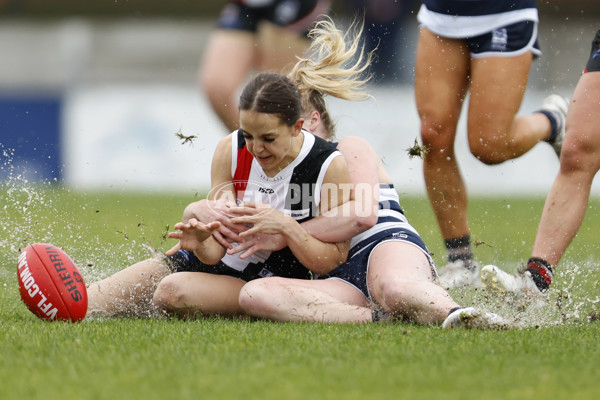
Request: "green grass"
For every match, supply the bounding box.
[1,185,600,399]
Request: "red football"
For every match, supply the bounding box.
[17,243,88,322]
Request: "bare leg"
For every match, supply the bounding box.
[239,277,371,323]
[86,257,170,317]
[256,22,309,73]
[153,271,247,318]
[415,28,471,242]
[468,54,551,164]
[199,30,256,132]
[368,242,459,324]
[199,23,308,132]
[532,72,600,266]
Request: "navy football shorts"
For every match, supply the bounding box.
[584,29,600,73]
[217,0,329,34]
[324,228,435,299]
[467,20,541,58]
[167,250,252,281]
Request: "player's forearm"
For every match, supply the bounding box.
[281,217,349,275]
[193,237,227,265]
[302,200,378,243]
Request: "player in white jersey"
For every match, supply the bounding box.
[167,127,343,282]
[415,0,568,289]
[86,71,353,318]
[227,18,507,328]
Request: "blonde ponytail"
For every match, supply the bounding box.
[288,16,374,137]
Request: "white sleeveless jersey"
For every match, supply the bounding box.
[220,129,341,278]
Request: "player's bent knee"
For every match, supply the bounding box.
[469,144,504,165]
[375,278,417,308]
[153,276,186,311]
[238,279,281,317]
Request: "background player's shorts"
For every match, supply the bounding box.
[217,0,330,34]
[584,29,600,73]
[468,20,541,59]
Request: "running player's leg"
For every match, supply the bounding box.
[482,36,600,298]
[415,28,472,268]
[467,52,550,164]
[256,22,309,74]
[199,29,256,132]
[532,71,600,267]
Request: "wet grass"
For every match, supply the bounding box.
[1,186,600,399]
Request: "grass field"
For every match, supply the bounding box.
[1,185,600,399]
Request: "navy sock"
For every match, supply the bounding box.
[447,307,463,318]
[445,235,473,268]
[538,110,559,143]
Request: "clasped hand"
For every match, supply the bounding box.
[166,201,289,259]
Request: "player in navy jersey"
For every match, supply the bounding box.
[482,29,600,304]
[199,0,331,132]
[226,18,507,328]
[415,0,569,289]
[86,71,354,318]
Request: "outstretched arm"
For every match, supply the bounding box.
[167,134,237,263]
[165,219,225,264]
[181,199,248,248]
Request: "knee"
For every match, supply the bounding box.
[238,278,280,317]
[153,275,186,311]
[467,134,508,165]
[420,119,455,151]
[559,137,599,175]
[470,145,503,165]
[378,278,406,300]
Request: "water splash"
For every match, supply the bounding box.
[0,144,158,293]
[448,261,600,328]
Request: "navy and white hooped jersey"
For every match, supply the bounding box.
[418,0,538,38]
[219,129,341,278]
[349,185,420,252]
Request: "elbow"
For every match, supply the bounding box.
[181,199,211,223]
[310,244,349,275]
[354,206,378,232]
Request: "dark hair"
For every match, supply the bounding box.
[238,72,302,127]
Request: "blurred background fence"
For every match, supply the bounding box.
[0,0,599,195]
